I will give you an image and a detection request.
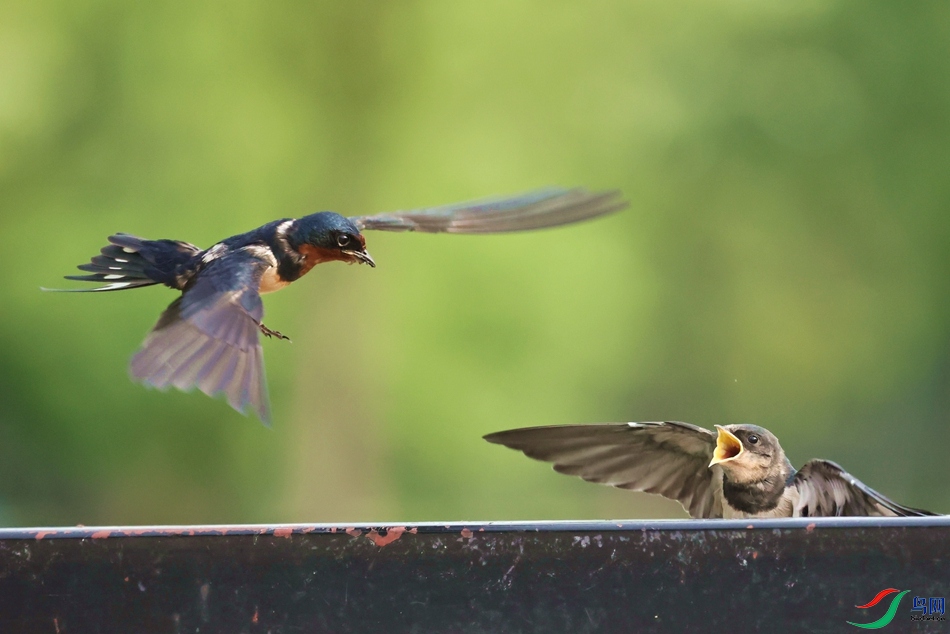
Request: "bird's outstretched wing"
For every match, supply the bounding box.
[351,187,626,234]
[484,422,723,518]
[792,460,936,517]
[129,246,275,424]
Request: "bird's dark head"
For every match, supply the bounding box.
[708,424,784,484]
[289,212,375,267]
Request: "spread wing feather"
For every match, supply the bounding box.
[484,422,723,518]
[129,246,273,424]
[352,188,626,234]
[791,460,936,517]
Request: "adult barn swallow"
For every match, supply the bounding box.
[485,422,936,518]
[46,188,625,424]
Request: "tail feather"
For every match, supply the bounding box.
[42,280,155,292]
[81,250,150,274]
[43,233,201,292]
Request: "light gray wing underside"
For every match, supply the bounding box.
[485,422,723,518]
[129,246,274,424]
[352,187,626,234]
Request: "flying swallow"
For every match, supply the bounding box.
[484,422,936,518]
[45,187,625,424]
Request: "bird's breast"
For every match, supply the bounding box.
[258,267,290,294]
[722,495,795,519]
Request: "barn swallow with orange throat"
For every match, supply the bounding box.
[45,187,626,425]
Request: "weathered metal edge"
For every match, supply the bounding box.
[0,515,947,540]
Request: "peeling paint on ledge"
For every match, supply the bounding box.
[365,527,406,547]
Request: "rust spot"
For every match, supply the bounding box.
[478,528,485,532]
[365,527,407,548]
[273,527,293,539]
[805,522,816,533]
[460,528,473,539]
[746,524,754,530]
[345,527,362,537]
[252,607,259,624]
[54,617,60,634]
[35,531,55,540]
[752,551,758,559]
[91,530,111,539]
[330,527,337,533]
[409,527,418,534]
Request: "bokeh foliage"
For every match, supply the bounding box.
[1,1,947,526]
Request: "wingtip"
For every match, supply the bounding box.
[483,431,505,444]
[231,391,273,428]
[482,426,537,445]
[255,406,273,428]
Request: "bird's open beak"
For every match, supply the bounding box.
[343,249,376,268]
[709,425,743,467]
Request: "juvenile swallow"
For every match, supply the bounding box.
[46,188,625,424]
[485,422,936,518]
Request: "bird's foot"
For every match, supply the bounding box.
[259,323,291,342]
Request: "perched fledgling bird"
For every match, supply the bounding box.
[45,188,625,424]
[484,422,936,518]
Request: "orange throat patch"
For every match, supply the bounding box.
[258,244,353,294]
[298,244,349,271]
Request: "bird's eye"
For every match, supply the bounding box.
[337,235,350,247]
[748,434,759,445]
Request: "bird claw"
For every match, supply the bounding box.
[259,323,291,342]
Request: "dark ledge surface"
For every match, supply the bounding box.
[0,517,947,633]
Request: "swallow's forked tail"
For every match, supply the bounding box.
[42,233,200,292]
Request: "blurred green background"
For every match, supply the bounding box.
[1,1,947,527]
